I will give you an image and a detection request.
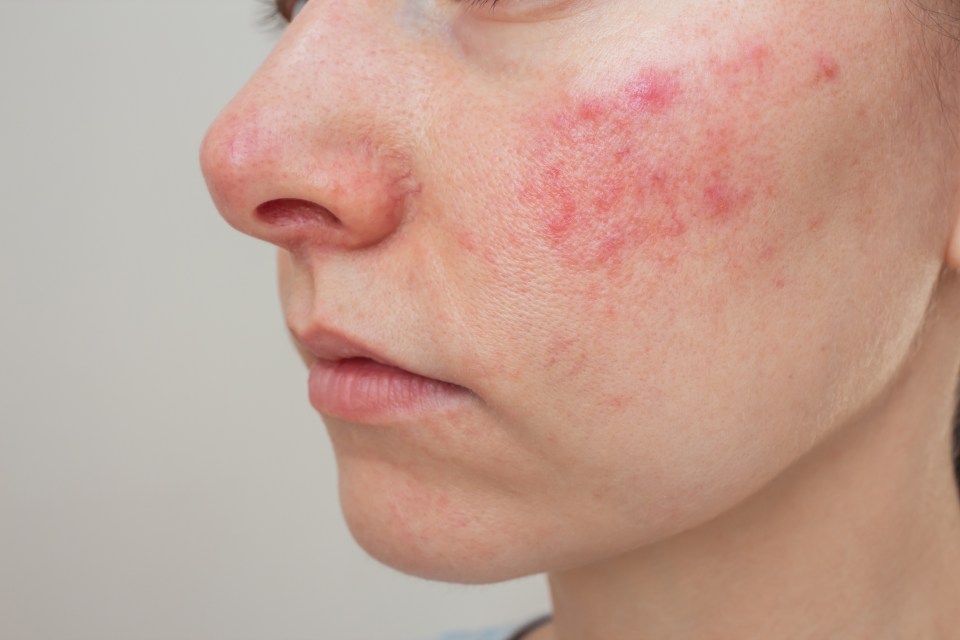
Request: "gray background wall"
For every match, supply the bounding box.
[0,2,550,638]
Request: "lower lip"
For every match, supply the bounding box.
[308,357,471,422]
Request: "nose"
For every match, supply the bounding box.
[200,3,422,253]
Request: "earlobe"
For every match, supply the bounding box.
[946,213,960,272]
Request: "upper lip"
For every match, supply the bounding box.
[288,320,474,395]
[287,321,411,371]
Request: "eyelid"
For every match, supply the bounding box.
[274,0,295,22]
[455,0,583,23]
[274,0,309,22]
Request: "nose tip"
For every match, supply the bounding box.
[199,0,429,254]
[199,101,420,253]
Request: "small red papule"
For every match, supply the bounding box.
[815,54,840,82]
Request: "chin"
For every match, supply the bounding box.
[333,456,552,584]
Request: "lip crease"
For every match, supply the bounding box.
[308,357,470,422]
[289,324,472,422]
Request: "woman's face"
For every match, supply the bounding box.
[202,0,957,582]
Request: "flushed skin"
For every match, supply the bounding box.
[202,0,960,636]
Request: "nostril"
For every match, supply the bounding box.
[256,198,343,227]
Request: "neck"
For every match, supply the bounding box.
[538,276,960,640]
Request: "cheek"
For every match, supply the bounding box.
[509,39,839,297]
[520,67,693,275]
[444,33,856,420]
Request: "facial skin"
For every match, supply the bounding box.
[202,1,960,636]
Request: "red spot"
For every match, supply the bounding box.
[607,394,631,411]
[457,231,478,252]
[537,164,578,239]
[702,177,751,222]
[774,277,786,289]
[577,98,605,121]
[746,45,772,73]
[623,69,681,114]
[708,42,774,81]
[517,45,779,281]
[658,211,688,238]
[815,55,839,83]
[757,243,781,264]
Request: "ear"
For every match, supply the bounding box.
[947,206,960,272]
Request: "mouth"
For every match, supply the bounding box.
[307,356,471,423]
[287,324,472,423]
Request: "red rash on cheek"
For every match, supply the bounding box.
[514,43,838,281]
[518,68,693,274]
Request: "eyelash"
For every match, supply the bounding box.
[259,0,502,27]
[257,0,292,29]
